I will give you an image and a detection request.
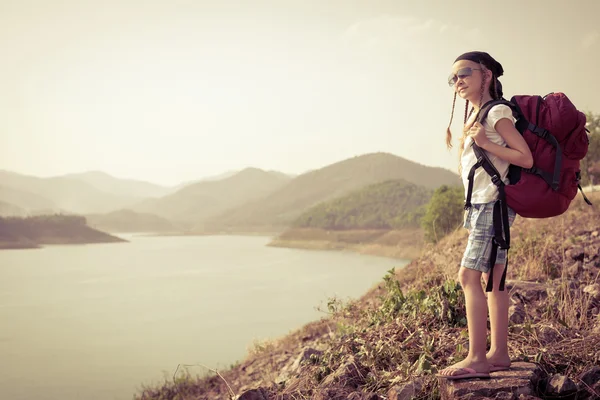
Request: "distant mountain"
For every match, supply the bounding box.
[85,209,177,233]
[206,152,460,231]
[171,170,240,191]
[62,171,173,199]
[133,167,293,226]
[0,184,58,213]
[0,200,27,217]
[0,170,143,214]
[292,179,433,230]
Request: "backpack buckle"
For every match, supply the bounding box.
[491,175,501,185]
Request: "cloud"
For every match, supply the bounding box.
[581,31,599,49]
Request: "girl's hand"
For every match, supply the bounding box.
[466,121,490,148]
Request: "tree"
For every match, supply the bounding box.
[581,111,600,187]
[421,185,464,243]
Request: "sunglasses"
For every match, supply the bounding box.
[447,67,482,87]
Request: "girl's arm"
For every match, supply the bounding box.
[469,119,534,168]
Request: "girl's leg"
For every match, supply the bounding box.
[439,267,490,376]
[484,263,511,369]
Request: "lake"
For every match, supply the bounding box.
[0,234,408,400]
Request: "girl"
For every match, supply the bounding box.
[437,51,533,380]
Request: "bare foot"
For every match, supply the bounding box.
[486,351,511,371]
[438,358,490,377]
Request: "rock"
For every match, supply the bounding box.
[493,393,517,399]
[583,283,600,300]
[387,379,423,400]
[577,366,600,400]
[346,392,380,400]
[292,347,322,370]
[322,356,367,388]
[566,247,585,261]
[236,387,269,400]
[276,347,322,384]
[592,231,599,238]
[543,374,577,400]
[566,261,583,277]
[438,362,543,400]
[519,284,548,303]
[509,304,526,325]
[538,326,560,343]
[313,387,353,400]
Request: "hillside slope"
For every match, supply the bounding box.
[207,153,459,231]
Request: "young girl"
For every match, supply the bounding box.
[437,51,534,380]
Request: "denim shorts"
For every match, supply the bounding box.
[461,201,516,273]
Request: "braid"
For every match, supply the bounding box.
[463,100,470,124]
[473,64,486,121]
[492,77,499,100]
[446,92,457,149]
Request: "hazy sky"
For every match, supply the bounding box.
[1,0,599,186]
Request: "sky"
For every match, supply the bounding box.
[1,0,599,186]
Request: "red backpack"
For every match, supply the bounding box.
[465,92,592,292]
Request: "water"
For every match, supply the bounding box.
[0,235,407,400]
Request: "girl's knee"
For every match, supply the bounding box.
[458,267,482,288]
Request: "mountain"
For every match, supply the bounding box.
[205,152,460,231]
[85,209,177,233]
[133,167,293,226]
[0,170,143,214]
[170,170,240,191]
[0,200,27,217]
[292,179,433,230]
[0,184,59,213]
[62,171,174,199]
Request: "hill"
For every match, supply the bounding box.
[0,200,27,217]
[0,184,59,214]
[133,168,292,226]
[136,192,600,400]
[269,179,433,259]
[291,179,432,230]
[205,152,459,231]
[85,209,177,233]
[0,215,126,249]
[62,171,175,198]
[0,170,143,214]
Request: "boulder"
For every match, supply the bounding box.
[439,362,543,400]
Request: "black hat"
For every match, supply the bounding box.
[454,51,504,77]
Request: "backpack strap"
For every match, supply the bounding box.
[477,99,516,123]
[510,98,562,191]
[464,99,515,210]
[467,143,511,292]
[462,100,516,292]
[576,171,593,206]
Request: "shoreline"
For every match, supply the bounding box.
[267,227,425,261]
[267,238,421,260]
